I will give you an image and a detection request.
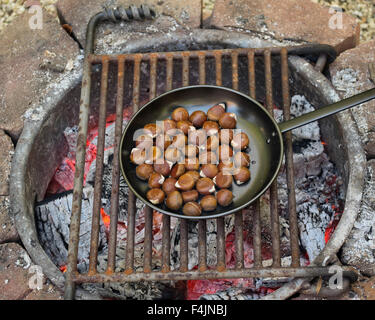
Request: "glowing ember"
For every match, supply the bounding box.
[100,208,111,230]
[60,265,67,273]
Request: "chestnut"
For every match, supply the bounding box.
[155,134,172,150]
[218,145,233,162]
[177,120,193,135]
[144,123,161,138]
[231,132,249,150]
[172,107,189,122]
[233,152,250,168]
[148,172,165,189]
[182,202,202,216]
[200,164,219,179]
[171,133,187,149]
[184,170,200,183]
[199,151,218,165]
[135,134,153,149]
[181,190,199,203]
[145,146,162,164]
[136,163,154,180]
[207,103,226,121]
[196,177,215,195]
[218,160,234,174]
[166,190,183,211]
[206,135,220,151]
[202,121,219,135]
[162,177,178,195]
[175,173,196,191]
[219,112,237,129]
[165,147,182,163]
[163,119,177,135]
[188,128,207,146]
[130,148,147,165]
[219,129,233,145]
[153,160,173,176]
[213,171,233,189]
[184,157,200,171]
[171,163,185,179]
[189,110,207,128]
[216,189,233,207]
[234,167,251,184]
[147,188,165,205]
[185,144,198,158]
[200,195,217,211]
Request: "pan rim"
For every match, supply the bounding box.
[119,85,284,219]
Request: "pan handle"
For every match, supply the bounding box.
[278,88,375,133]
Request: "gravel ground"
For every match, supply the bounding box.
[1,0,374,41]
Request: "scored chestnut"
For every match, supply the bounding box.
[217,160,234,174]
[154,160,172,177]
[196,177,215,195]
[216,189,233,207]
[189,110,207,128]
[200,164,219,179]
[234,167,251,185]
[162,177,178,195]
[172,107,189,122]
[147,188,165,205]
[165,147,183,163]
[148,172,165,189]
[207,103,226,121]
[176,120,193,135]
[218,145,233,162]
[188,128,207,146]
[145,146,162,164]
[144,123,161,138]
[219,129,233,145]
[175,173,196,191]
[135,134,153,149]
[163,119,177,135]
[233,152,250,167]
[155,134,172,150]
[171,163,186,179]
[182,201,202,216]
[184,170,200,183]
[184,157,200,171]
[219,112,237,129]
[213,171,233,189]
[181,190,199,203]
[202,121,220,135]
[166,190,183,211]
[231,132,249,150]
[171,133,187,149]
[130,148,147,165]
[206,135,220,151]
[200,195,217,211]
[136,163,154,180]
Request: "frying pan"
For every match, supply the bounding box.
[120,85,375,219]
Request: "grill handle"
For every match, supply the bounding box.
[85,5,156,55]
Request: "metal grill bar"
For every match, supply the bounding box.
[198,220,207,271]
[161,214,171,272]
[179,219,189,272]
[143,206,153,273]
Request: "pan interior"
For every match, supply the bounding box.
[120,86,283,219]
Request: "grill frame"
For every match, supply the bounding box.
[63,6,356,299]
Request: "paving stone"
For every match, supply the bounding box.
[0,196,19,245]
[56,0,202,49]
[0,131,13,196]
[0,9,80,140]
[329,40,375,150]
[209,0,360,53]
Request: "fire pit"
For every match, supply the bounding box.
[9,6,365,300]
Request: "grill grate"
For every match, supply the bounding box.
[63,6,354,300]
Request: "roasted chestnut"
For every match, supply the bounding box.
[145,146,162,164]
[219,112,237,129]
[217,160,234,174]
[200,195,217,211]
[184,157,200,171]
[233,152,250,167]
[166,190,183,211]
[162,177,178,195]
[175,173,196,191]
[188,128,207,146]
[200,164,219,179]
[136,163,154,180]
[130,148,147,165]
[148,172,165,189]
[171,133,187,149]
[181,190,199,203]
[219,129,233,145]
[199,151,218,164]
[218,145,233,161]
[213,171,233,189]
[202,121,219,135]
[185,144,198,158]
[231,132,249,150]
[207,103,226,121]
[172,107,189,122]
[234,167,251,184]
[135,134,153,149]
[171,163,185,179]
[184,170,200,183]
[155,134,172,150]
[165,147,182,163]
[206,135,220,151]
[176,120,193,135]
[196,177,215,195]
[182,201,202,216]
[147,188,165,205]
[154,160,173,176]
[163,119,177,135]
[216,189,233,207]
[189,110,207,128]
[144,123,161,138]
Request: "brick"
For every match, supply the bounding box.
[209,0,360,53]
[56,0,202,48]
[0,196,19,244]
[0,131,13,196]
[0,9,80,140]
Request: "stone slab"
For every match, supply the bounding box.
[0,131,13,196]
[0,196,19,244]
